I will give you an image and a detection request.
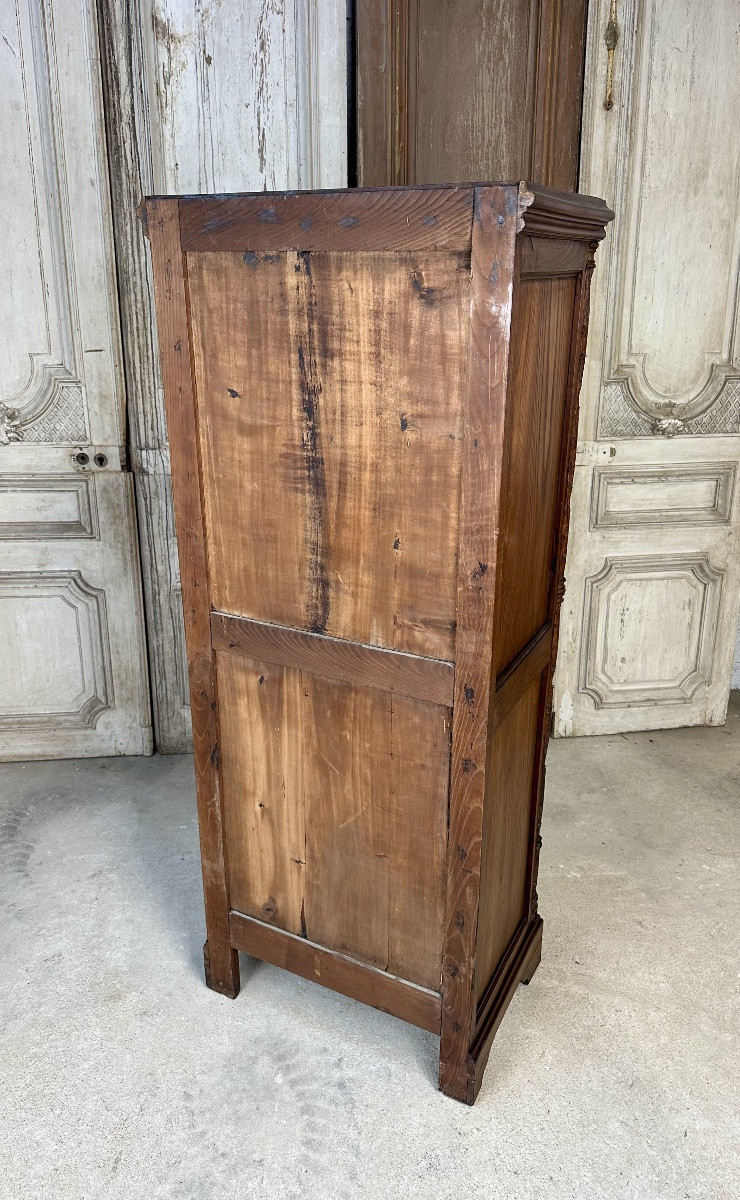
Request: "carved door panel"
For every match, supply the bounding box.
[98,0,347,751]
[0,0,151,758]
[553,0,740,735]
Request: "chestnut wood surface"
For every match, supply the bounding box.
[142,182,612,1105]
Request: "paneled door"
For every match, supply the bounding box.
[0,0,151,759]
[553,0,740,735]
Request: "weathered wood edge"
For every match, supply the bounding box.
[438,184,519,1102]
[211,612,455,707]
[145,198,239,998]
[229,911,442,1034]
[526,239,601,923]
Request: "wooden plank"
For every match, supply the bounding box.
[439,185,519,1102]
[229,911,442,1034]
[177,187,474,252]
[526,247,599,921]
[217,653,306,936]
[492,622,552,734]
[474,678,542,1004]
[211,612,455,706]
[519,236,587,278]
[491,274,577,675]
[145,199,239,997]
[188,247,468,660]
[217,651,450,991]
[301,675,449,989]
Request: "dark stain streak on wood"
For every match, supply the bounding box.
[339,216,358,228]
[400,414,409,431]
[296,254,330,635]
[463,685,475,707]
[227,388,240,398]
[471,561,488,580]
[258,207,278,223]
[243,251,258,267]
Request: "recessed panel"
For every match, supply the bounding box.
[217,650,450,991]
[590,464,735,529]
[475,676,542,1005]
[492,275,577,674]
[188,249,468,660]
[0,475,97,539]
[581,556,722,706]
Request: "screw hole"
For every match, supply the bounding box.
[94,453,108,468]
[75,452,89,466]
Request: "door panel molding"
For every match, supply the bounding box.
[579,0,740,440]
[579,554,722,707]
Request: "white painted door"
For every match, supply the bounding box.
[553,0,740,736]
[98,0,347,750]
[0,0,151,759]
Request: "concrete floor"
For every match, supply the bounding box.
[1,706,738,1200]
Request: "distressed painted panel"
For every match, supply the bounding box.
[0,0,125,447]
[553,0,740,736]
[0,0,151,760]
[0,475,98,539]
[100,0,347,750]
[590,464,736,529]
[580,556,722,707]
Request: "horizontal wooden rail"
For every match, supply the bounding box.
[229,911,442,1034]
[176,188,475,253]
[211,611,455,707]
[492,622,553,732]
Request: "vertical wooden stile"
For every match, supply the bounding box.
[144,199,239,998]
[439,186,519,1103]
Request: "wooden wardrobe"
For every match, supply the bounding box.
[142,180,611,1103]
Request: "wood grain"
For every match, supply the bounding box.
[188,247,468,660]
[145,199,239,997]
[439,185,519,1102]
[474,679,541,1004]
[356,0,588,192]
[491,274,577,676]
[229,911,443,1034]
[216,650,450,991]
[178,188,474,252]
[211,612,455,706]
[519,236,587,278]
[492,622,553,734]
